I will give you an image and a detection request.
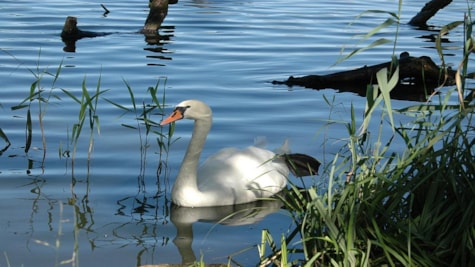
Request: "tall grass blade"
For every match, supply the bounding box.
[281,234,287,266]
[61,89,81,104]
[337,38,392,64]
[123,79,137,112]
[376,66,398,130]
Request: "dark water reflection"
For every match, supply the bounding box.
[0,0,468,266]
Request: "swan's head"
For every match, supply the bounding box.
[160,99,212,125]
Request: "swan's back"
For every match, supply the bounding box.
[197,146,288,204]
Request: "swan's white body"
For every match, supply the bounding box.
[160,100,290,207]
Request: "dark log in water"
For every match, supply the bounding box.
[61,16,112,52]
[409,0,453,27]
[272,53,456,101]
[61,16,109,40]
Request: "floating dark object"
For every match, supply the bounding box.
[272,53,456,101]
[61,16,110,41]
[60,16,111,52]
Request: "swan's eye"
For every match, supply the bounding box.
[175,105,190,117]
[170,105,191,119]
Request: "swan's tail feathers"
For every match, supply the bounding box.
[281,153,321,177]
[274,139,290,154]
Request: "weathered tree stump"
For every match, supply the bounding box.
[141,0,170,45]
[141,0,169,33]
[272,53,456,101]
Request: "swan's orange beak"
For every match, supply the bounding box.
[160,109,184,126]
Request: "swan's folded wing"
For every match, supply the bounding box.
[197,146,288,197]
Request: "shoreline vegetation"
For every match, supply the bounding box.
[1,1,474,266]
[256,2,475,266]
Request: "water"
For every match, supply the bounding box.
[0,0,468,266]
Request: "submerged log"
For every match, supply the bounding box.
[272,53,456,101]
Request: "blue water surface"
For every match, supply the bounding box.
[0,0,468,266]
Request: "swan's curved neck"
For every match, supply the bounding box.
[173,116,211,197]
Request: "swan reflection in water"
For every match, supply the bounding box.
[170,199,283,265]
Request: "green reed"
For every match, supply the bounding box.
[336,0,402,65]
[11,50,63,162]
[3,56,174,266]
[61,75,108,172]
[4,47,172,178]
[105,77,173,191]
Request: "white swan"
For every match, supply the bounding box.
[160,99,320,207]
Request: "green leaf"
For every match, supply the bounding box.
[363,18,396,39]
[376,66,398,131]
[336,38,392,64]
[61,88,81,104]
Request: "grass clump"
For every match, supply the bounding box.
[61,74,108,172]
[10,50,63,161]
[260,67,474,267]
[257,8,475,267]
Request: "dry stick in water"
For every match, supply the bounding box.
[100,4,110,15]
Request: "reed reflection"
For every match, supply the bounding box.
[21,173,95,266]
